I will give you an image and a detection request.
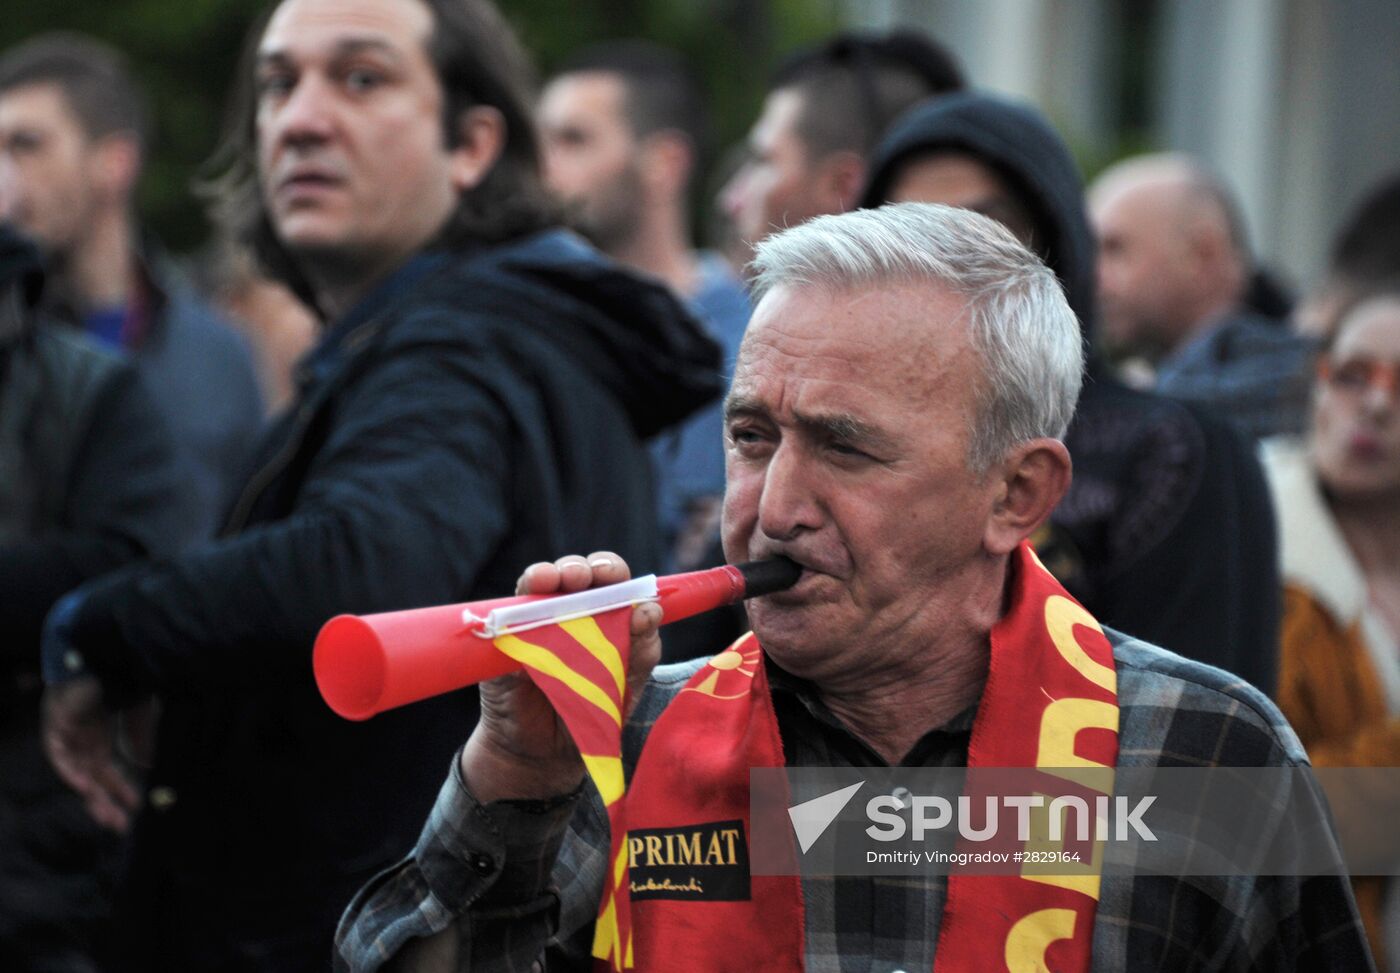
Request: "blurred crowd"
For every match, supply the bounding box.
[0,1,1397,970]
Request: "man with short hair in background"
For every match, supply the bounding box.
[37,0,719,967]
[719,30,963,256]
[540,41,749,576]
[0,33,264,541]
[1089,152,1311,440]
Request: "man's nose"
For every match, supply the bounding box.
[719,165,751,221]
[271,75,336,146]
[1094,258,1116,296]
[540,146,567,196]
[755,443,823,541]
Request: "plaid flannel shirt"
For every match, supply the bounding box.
[335,631,1374,972]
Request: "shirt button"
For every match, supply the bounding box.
[891,786,913,809]
[468,852,495,875]
[149,786,177,811]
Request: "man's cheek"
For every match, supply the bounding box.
[719,477,759,556]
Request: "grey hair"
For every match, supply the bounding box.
[749,202,1083,471]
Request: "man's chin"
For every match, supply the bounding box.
[747,599,830,654]
[276,224,346,255]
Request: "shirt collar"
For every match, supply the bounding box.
[765,654,979,766]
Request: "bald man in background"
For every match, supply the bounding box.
[1089,153,1311,440]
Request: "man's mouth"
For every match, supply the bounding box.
[750,551,839,600]
[276,168,344,199]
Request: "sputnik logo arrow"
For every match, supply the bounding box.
[787,781,865,853]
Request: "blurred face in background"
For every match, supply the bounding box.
[0,83,104,256]
[538,71,644,252]
[1311,295,1400,502]
[1091,180,1200,358]
[886,152,1038,252]
[721,88,829,250]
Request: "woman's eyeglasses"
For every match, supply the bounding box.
[1318,356,1400,398]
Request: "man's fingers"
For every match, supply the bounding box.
[91,757,141,813]
[84,787,131,833]
[517,552,634,596]
[41,681,140,832]
[625,602,663,716]
[630,600,663,637]
[50,743,135,832]
[46,743,91,799]
[517,561,560,595]
[553,555,593,592]
[585,551,629,585]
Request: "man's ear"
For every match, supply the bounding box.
[448,105,507,192]
[813,149,866,214]
[89,134,141,203]
[983,438,1072,556]
[638,130,693,203]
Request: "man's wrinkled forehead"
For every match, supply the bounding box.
[732,278,971,398]
[259,0,433,62]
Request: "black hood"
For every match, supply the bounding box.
[861,91,1103,369]
[384,230,723,440]
[492,231,724,439]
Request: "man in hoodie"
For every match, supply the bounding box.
[859,91,1280,694]
[37,0,719,968]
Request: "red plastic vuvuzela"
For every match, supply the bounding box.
[313,558,799,721]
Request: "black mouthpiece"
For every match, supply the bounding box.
[735,557,802,598]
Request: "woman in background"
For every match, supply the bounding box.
[1265,290,1400,969]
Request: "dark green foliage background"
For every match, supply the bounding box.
[0,0,840,254]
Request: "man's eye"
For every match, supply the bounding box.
[6,132,43,155]
[728,426,769,450]
[345,69,383,92]
[256,73,295,98]
[828,442,869,460]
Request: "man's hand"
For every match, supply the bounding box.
[42,677,141,832]
[461,551,663,803]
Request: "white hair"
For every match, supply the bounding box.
[749,202,1084,470]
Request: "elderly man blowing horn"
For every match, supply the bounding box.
[338,203,1371,973]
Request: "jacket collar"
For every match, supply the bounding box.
[1262,437,1367,624]
[296,251,451,389]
